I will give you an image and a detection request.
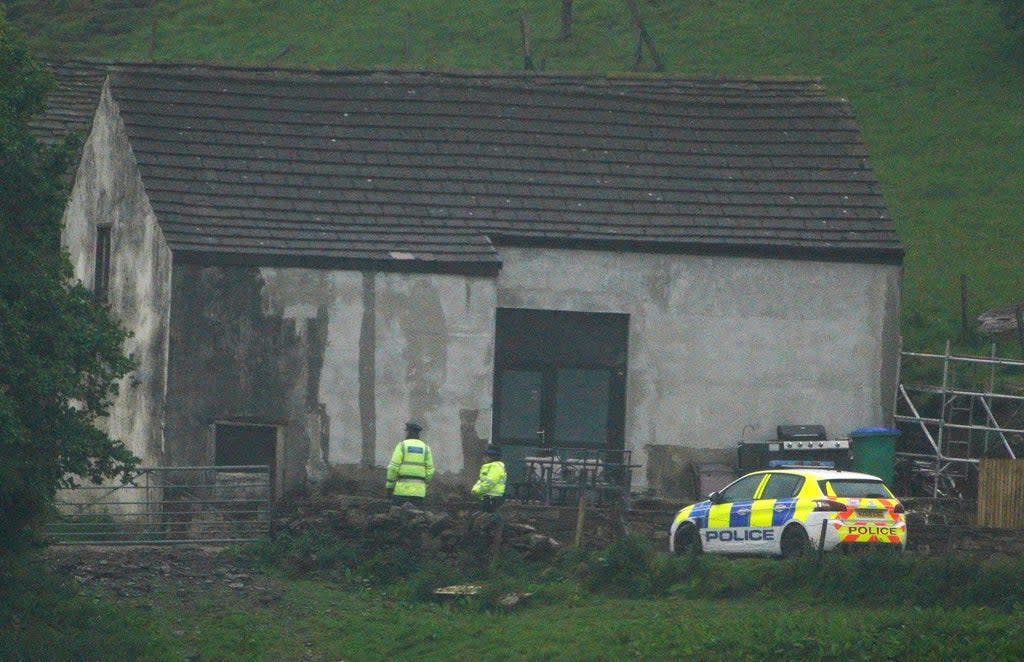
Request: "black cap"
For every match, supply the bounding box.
[483,445,501,457]
[405,420,423,433]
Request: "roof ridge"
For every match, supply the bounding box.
[110,77,845,115]
[53,57,822,83]
[50,58,837,106]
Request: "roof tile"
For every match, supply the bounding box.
[41,62,902,270]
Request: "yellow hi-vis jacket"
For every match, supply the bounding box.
[386,438,434,498]
[471,461,507,498]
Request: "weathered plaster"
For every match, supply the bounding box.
[182,250,897,495]
[164,267,496,487]
[268,269,496,474]
[163,266,330,489]
[358,272,376,465]
[495,247,902,494]
[879,268,903,424]
[60,80,172,467]
[373,272,496,473]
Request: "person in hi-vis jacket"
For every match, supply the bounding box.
[471,445,506,512]
[386,420,434,505]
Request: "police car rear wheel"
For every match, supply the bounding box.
[674,524,701,556]
[780,525,811,560]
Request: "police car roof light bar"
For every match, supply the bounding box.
[767,459,836,469]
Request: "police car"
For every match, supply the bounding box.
[669,467,906,558]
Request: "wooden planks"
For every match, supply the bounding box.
[977,459,1024,529]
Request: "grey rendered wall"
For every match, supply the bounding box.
[366,272,495,476]
[163,266,495,489]
[60,81,172,467]
[496,247,902,497]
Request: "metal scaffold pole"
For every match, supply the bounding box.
[894,342,1024,498]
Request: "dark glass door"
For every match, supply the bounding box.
[493,309,628,450]
[496,369,543,442]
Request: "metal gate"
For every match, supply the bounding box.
[46,466,272,545]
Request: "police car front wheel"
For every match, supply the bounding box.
[673,524,702,556]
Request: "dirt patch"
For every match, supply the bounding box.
[43,545,285,606]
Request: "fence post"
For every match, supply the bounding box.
[816,519,828,564]
[574,494,587,548]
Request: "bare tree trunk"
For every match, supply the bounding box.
[1015,305,1024,352]
[624,0,665,71]
[560,0,573,40]
[149,20,157,61]
[519,14,536,71]
[267,45,293,65]
[402,12,412,62]
[490,514,505,561]
[960,274,970,341]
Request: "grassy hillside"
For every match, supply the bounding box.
[7,0,1024,352]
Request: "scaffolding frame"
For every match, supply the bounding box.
[894,340,1024,497]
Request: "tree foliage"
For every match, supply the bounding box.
[0,15,137,551]
[995,0,1024,46]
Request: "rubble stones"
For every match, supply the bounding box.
[43,546,279,603]
[276,498,566,566]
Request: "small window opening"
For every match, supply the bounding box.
[94,224,112,301]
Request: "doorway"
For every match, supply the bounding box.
[213,422,281,496]
[492,308,628,450]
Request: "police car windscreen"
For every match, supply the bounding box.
[818,479,893,498]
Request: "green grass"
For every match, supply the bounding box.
[9,535,1024,661]
[240,531,1024,611]
[7,0,1024,353]
[149,581,1024,662]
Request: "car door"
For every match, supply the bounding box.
[702,473,768,554]
[751,472,805,554]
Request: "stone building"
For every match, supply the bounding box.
[35,61,902,499]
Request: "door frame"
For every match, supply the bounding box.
[492,307,628,451]
[210,420,284,498]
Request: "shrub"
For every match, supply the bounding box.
[580,535,656,597]
[653,551,1024,612]
[390,560,460,602]
[358,546,424,585]
[236,529,364,579]
[0,552,174,662]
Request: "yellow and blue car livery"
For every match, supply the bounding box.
[669,468,907,557]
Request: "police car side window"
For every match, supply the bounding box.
[718,474,764,503]
[760,474,803,500]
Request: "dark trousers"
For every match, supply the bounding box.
[480,496,504,513]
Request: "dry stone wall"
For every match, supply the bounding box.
[275,493,1024,560]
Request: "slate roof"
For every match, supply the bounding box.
[44,62,903,274]
[30,61,108,145]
